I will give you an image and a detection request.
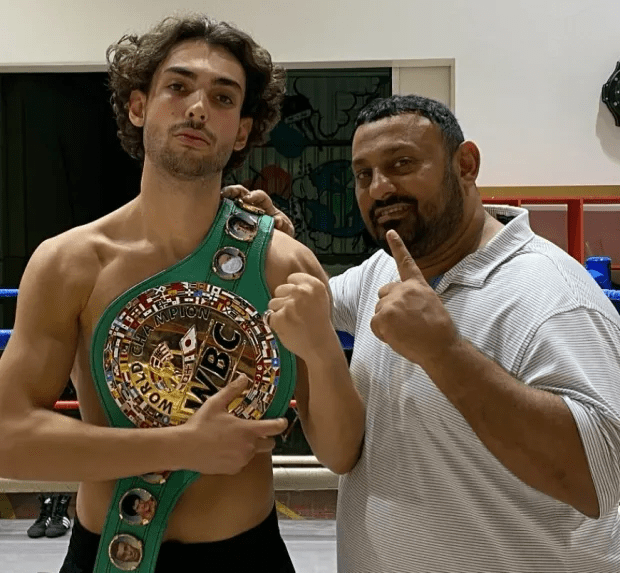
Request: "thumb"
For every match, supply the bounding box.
[209,373,250,410]
[386,230,420,282]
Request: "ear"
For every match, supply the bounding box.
[128,90,147,128]
[233,117,253,151]
[456,141,480,183]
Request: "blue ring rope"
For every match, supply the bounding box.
[0,289,18,298]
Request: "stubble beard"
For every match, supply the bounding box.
[373,163,464,259]
[144,123,232,181]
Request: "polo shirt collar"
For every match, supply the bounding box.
[435,205,535,292]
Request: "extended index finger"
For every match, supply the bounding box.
[386,230,424,282]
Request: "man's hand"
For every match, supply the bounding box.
[183,373,288,475]
[221,185,295,238]
[370,230,461,370]
[266,272,335,363]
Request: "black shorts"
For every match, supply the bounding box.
[59,506,296,573]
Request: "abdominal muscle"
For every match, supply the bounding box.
[75,454,275,543]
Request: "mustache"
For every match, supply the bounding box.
[370,196,417,224]
[170,120,216,144]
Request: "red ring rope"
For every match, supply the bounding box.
[53,400,79,410]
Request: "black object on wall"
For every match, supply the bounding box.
[602,61,620,126]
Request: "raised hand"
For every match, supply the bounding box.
[221,185,295,237]
[370,230,460,370]
[265,272,335,363]
[183,373,289,475]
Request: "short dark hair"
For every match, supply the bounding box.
[106,14,286,174]
[355,94,464,157]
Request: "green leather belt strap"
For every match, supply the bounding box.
[89,198,296,572]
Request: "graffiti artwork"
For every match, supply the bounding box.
[229,69,391,261]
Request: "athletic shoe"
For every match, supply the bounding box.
[45,494,72,538]
[26,494,53,538]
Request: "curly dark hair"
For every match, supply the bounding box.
[355,94,464,158]
[106,14,286,174]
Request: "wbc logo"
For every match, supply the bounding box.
[103,281,280,428]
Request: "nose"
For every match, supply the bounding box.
[186,91,208,122]
[368,170,396,201]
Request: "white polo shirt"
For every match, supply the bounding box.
[330,206,620,572]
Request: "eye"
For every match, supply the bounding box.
[393,157,412,169]
[215,93,235,106]
[354,169,372,185]
[168,82,186,92]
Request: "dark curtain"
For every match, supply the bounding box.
[0,72,141,326]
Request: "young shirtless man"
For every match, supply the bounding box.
[0,15,364,572]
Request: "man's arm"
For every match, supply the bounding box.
[372,230,618,519]
[0,235,287,481]
[266,232,365,474]
[421,339,600,517]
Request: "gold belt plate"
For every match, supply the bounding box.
[102,281,279,428]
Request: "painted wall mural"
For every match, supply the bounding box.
[227,68,391,265]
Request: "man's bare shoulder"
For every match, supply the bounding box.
[267,230,328,287]
[22,207,132,307]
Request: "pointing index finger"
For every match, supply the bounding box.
[386,230,423,282]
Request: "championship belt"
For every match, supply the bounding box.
[89,198,296,572]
